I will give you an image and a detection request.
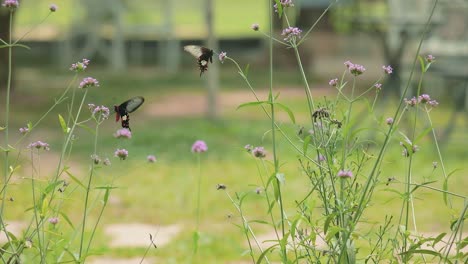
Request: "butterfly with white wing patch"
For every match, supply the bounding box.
[114,96,145,131]
[184,45,214,76]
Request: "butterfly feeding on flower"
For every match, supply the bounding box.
[184,45,214,76]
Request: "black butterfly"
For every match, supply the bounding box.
[114,96,145,131]
[184,45,214,76]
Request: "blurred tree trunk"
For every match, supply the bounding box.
[205,0,219,120]
[0,10,15,92]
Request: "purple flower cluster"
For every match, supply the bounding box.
[386,117,394,125]
[281,26,302,42]
[48,217,59,225]
[251,23,259,31]
[337,169,353,178]
[344,61,366,76]
[252,146,266,158]
[90,105,110,120]
[103,158,111,166]
[147,155,156,163]
[114,148,128,160]
[218,52,227,63]
[191,140,208,153]
[245,144,267,158]
[19,127,29,134]
[114,128,132,139]
[78,77,99,89]
[2,0,19,10]
[274,0,294,12]
[382,65,393,75]
[91,154,101,164]
[405,94,438,107]
[70,58,90,72]
[49,4,57,12]
[374,83,382,90]
[28,141,50,151]
[328,78,338,87]
[426,54,435,63]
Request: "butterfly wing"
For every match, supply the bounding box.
[184,45,203,58]
[184,45,214,76]
[114,96,145,130]
[123,96,145,113]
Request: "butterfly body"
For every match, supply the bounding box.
[184,45,214,76]
[114,96,145,131]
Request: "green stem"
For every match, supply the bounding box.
[78,122,99,261]
[268,2,286,261]
[1,12,17,260]
[293,45,315,119]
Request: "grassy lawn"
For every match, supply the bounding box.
[1,64,466,262]
[15,0,268,39]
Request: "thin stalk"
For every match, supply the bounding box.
[293,45,315,119]
[338,0,440,260]
[268,1,286,261]
[1,12,16,258]
[78,122,99,261]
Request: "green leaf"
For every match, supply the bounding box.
[255,244,278,264]
[274,102,296,124]
[274,0,283,18]
[77,123,95,135]
[58,114,67,134]
[237,101,268,110]
[275,173,285,185]
[0,126,4,131]
[59,211,75,229]
[325,226,342,242]
[399,249,441,257]
[432,232,446,247]
[65,170,86,190]
[192,231,200,254]
[418,55,425,73]
[41,197,49,218]
[244,64,250,77]
[302,135,311,155]
[0,43,31,50]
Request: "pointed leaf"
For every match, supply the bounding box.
[274,102,296,124]
[237,101,268,110]
[59,211,75,228]
[244,64,250,77]
[65,170,86,190]
[275,172,285,185]
[58,114,67,134]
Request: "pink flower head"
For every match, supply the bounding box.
[317,154,326,162]
[103,158,111,166]
[2,0,19,10]
[91,105,110,120]
[281,26,302,42]
[114,128,132,139]
[218,51,227,63]
[70,58,90,72]
[426,54,435,63]
[27,141,50,151]
[78,77,99,89]
[374,83,382,90]
[418,94,431,104]
[191,140,208,153]
[19,127,29,134]
[49,4,57,12]
[114,148,128,160]
[428,100,439,107]
[48,217,59,225]
[328,78,338,87]
[252,146,266,158]
[147,155,156,163]
[404,97,418,107]
[274,0,294,12]
[382,65,393,75]
[244,144,253,152]
[337,169,353,178]
[349,63,366,76]
[386,117,394,125]
[91,154,101,165]
[344,60,353,68]
[251,23,259,31]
